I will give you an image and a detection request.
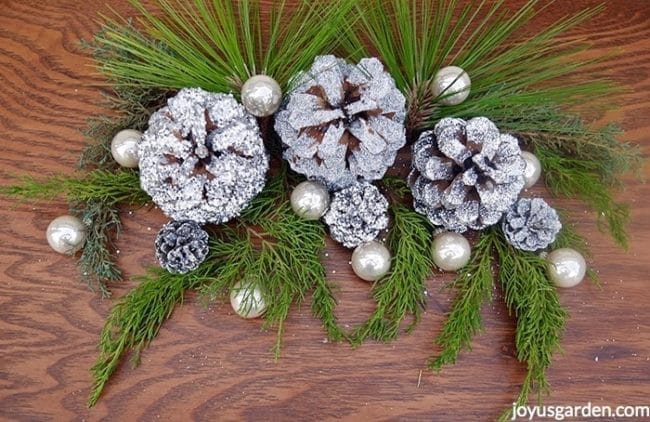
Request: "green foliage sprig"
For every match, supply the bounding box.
[352,177,433,344]
[92,0,356,93]
[428,229,497,369]
[1,170,149,295]
[344,0,609,132]
[494,233,567,422]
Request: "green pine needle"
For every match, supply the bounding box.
[344,0,609,132]
[351,177,433,344]
[494,232,567,421]
[428,229,497,370]
[92,0,357,94]
[536,146,632,249]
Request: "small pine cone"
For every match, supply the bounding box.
[275,55,407,190]
[502,198,562,251]
[323,182,389,248]
[409,117,526,232]
[139,88,269,224]
[155,220,209,274]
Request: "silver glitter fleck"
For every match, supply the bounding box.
[323,182,389,248]
[138,88,269,224]
[275,55,406,190]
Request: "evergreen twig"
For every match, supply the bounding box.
[351,177,433,344]
[91,0,357,94]
[428,229,497,370]
[494,232,567,422]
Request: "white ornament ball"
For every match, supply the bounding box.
[432,232,471,272]
[241,75,282,117]
[432,66,471,106]
[547,248,586,288]
[522,151,542,188]
[230,281,267,319]
[46,215,87,255]
[110,129,142,168]
[351,241,392,282]
[290,181,330,220]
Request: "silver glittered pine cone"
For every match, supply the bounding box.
[155,220,209,274]
[323,181,389,248]
[502,198,562,252]
[409,117,526,232]
[275,55,407,190]
[139,88,269,224]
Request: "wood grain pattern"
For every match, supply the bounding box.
[1,1,649,420]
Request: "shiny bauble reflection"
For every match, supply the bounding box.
[547,248,586,288]
[522,151,542,188]
[432,66,471,106]
[241,75,282,117]
[351,241,392,282]
[46,215,87,255]
[230,280,267,319]
[290,181,330,220]
[111,129,142,168]
[432,232,471,272]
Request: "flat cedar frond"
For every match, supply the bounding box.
[351,177,433,344]
[92,0,356,93]
[428,229,497,370]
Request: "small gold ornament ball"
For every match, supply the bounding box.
[351,241,392,282]
[46,215,87,254]
[290,181,330,220]
[230,280,267,319]
[432,232,471,272]
[241,75,282,117]
[547,248,586,288]
[432,66,471,106]
[111,129,142,168]
[522,151,542,188]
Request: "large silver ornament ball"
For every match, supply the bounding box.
[46,215,87,255]
[547,248,586,288]
[432,232,471,272]
[290,181,330,220]
[432,66,471,106]
[241,75,282,117]
[230,281,267,319]
[351,241,392,282]
[111,129,142,168]
[522,151,542,188]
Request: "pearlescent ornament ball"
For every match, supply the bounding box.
[351,241,392,282]
[46,215,87,254]
[241,75,282,117]
[230,280,267,319]
[432,66,471,106]
[547,248,586,288]
[522,151,542,188]
[290,181,330,220]
[432,232,471,272]
[111,129,142,168]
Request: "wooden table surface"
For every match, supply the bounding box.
[1,1,649,421]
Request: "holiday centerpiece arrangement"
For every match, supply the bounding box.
[2,0,642,420]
